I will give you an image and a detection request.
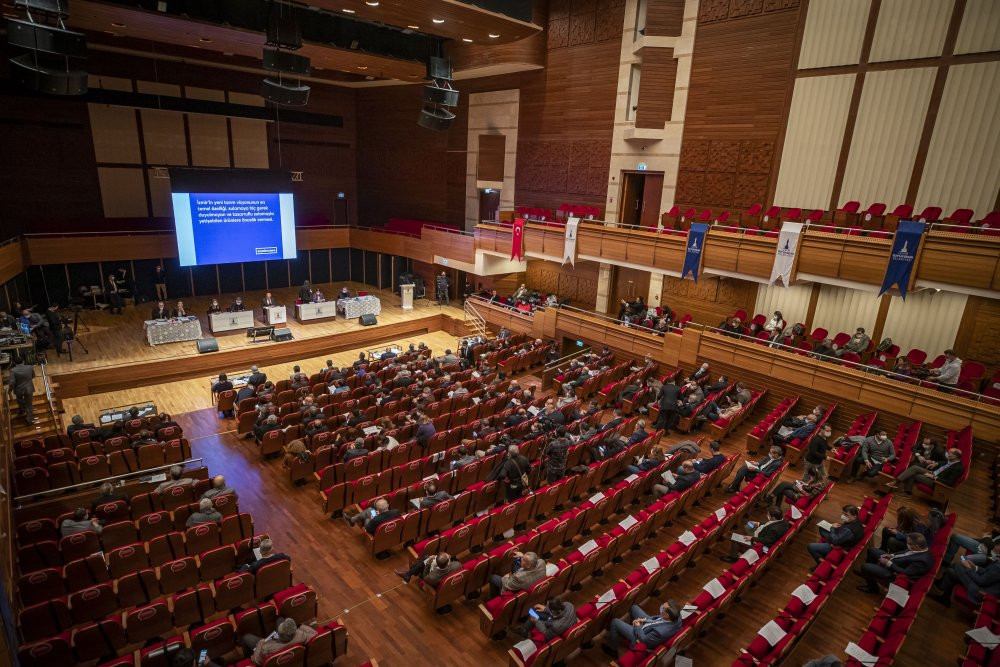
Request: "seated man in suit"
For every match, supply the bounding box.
[238,538,290,574]
[722,505,790,562]
[155,465,195,493]
[247,365,267,387]
[230,296,246,311]
[240,617,316,666]
[289,366,309,390]
[341,437,369,462]
[150,301,169,319]
[212,373,234,394]
[157,412,179,432]
[67,414,96,437]
[394,551,461,586]
[887,447,964,495]
[172,301,187,317]
[603,600,682,658]
[236,382,256,407]
[254,414,281,443]
[418,480,454,508]
[772,413,817,446]
[130,429,159,453]
[622,419,650,447]
[186,498,222,527]
[344,497,401,534]
[61,507,103,536]
[489,550,547,597]
[201,475,236,500]
[726,446,784,492]
[598,408,625,433]
[692,440,726,474]
[931,540,1000,607]
[807,504,864,565]
[513,597,577,641]
[688,362,710,382]
[651,459,702,499]
[857,532,934,593]
[91,482,128,513]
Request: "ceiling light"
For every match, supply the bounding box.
[462,38,473,42]
[111,22,126,28]
[199,37,211,42]
[407,25,420,29]
[432,18,444,24]
[342,8,355,13]
[365,1,380,5]
[489,33,500,38]
[357,65,368,70]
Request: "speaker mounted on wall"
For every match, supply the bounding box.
[263,48,311,76]
[262,77,310,106]
[418,56,457,131]
[6,2,88,96]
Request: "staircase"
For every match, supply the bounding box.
[11,363,62,442]
[461,299,488,343]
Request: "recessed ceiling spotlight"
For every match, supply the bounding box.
[342,8,355,13]
[365,1,379,5]
[407,25,419,29]
[199,37,211,42]
[111,21,126,28]
[432,18,445,23]
[357,65,368,70]
[489,33,500,38]
[462,38,473,42]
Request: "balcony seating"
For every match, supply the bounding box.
[835,201,861,226]
[916,206,942,223]
[943,208,974,227]
[883,204,913,231]
[745,396,799,455]
[740,203,762,227]
[760,206,781,230]
[824,412,880,478]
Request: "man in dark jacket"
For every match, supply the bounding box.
[802,423,832,480]
[247,365,267,387]
[723,505,790,562]
[488,444,531,501]
[238,538,290,574]
[345,498,401,534]
[726,446,784,492]
[858,532,934,593]
[889,447,965,494]
[693,440,726,474]
[9,361,36,425]
[514,598,577,640]
[543,436,569,484]
[67,414,96,437]
[807,504,864,564]
[653,380,682,432]
[932,541,1000,606]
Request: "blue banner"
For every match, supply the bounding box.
[879,220,925,298]
[681,223,709,281]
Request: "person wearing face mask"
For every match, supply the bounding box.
[207,298,222,315]
[931,541,1000,607]
[857,532,933,594]
[911,437,946,468]
[802,424,832,480]
[721,505,789,563]
[807,505,864,566]
[888,447,964,495]
[725,446,784,492]
[845,431,895,483]
[835,327,871,357]
[764,311,785,334]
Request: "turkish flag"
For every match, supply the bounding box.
[511,217,525,261]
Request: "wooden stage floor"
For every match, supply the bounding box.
[59,336,987,667]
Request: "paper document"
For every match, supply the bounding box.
[791,584,817,605]
[703,578,726,599]
[740,548,760,565]
[680,604,698,620]
[252,548,263,561]
[472,397,481,404]
[618,515,638,530]
[527,406,541,416]
[642,557,660,574]
[845,642,878,666]
[624,474,639,484]
[513,639,537,659]
[715,507,727,521]
[148,473,167,483]
[675,656,693,667]
[662,470,677,485]
[362,426,379,435]
[578,539,598,555]
[816,519,833,531]
[678,530,696,546]
[596,589,617,608]
[967,626,1000,648]
[588,492,606,504]
[790,505,803,520]
[730,532,752,545]
[885,583,910,607]
[410,499,423,509]
[759,620,787,646]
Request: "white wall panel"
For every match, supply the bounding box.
[798,0,870,70]
[954,0,1000,55]
[230,118,269,168]
[869,0,953,63]
[753,284,813,325]
[97,167,148,218]
[773,75,855,210]
[882,289,967,355]
[915,61,1000,216]
[89,105,141,164]
[140,109,188,166]
[839,68,936,207]
[812,284,881,338]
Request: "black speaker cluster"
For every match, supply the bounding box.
[261,11,310,107]
[418,56,458,131]
[6,0,87,95]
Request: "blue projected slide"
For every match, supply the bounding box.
[172,192,297,266]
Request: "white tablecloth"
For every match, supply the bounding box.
[337,296,381,319]
[210,310,255,333]
[144,317,202,345]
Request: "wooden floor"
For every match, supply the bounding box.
[45,282,466,375]
[79,333,987,667]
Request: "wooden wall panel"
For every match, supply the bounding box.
[525,259,599,308]
[0,241,25,286]
[139,109,188,166]
[611,266,651,310]
[88,105,141,163]
[644,0,686,37]
[676,6,801,211]
[97,167,148,218]
[187,114,231,167]
[953,296,1000,367]
[634,48,677,130]
[660,274,758,325]
[477,134,507,183]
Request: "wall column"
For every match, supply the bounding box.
[596,262,615,314]
[648,271,664,310]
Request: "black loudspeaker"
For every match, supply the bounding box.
[418,105,455,131]
[7,20,87,57]
[422,84,459,107]
[261,78,310,106]
[266,15,302,49]
[270,328,293,342]
[9,55,87,95]
[426,56,453,81]
[359,314,377,326]
[263,48,311,76]
[196,338,219,354]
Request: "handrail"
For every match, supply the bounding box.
[423,224,475,237]
[465,294,537,319]
[38,361,60,433]
[14,457,206,504]
[928,221,997,234]
[556,302,683,336]
[543,345,592,370]
[802,221,893,236]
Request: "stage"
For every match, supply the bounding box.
[47,282,467,399]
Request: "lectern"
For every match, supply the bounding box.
[400,284,414,310]
[264,305,287,325]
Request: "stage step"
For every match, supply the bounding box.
[10,392,61,441]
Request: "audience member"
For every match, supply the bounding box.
[602,600,682,658]
[91,482,127,513]
[67,414,95,437]
[513,597,577,641]
[201,475,235,500]
[887,447,964,495]
[489,551,546,597]
[802,424,832,480]
[807,505,863,565]
[155,465,194,493]
[344,498,400,534]
[927,349,962,387]
[722,505,789,562]
[487,444,531,501]
[418,480,453,508]
[394,552,461,586]
[61,508,102,536]
[772,414,817,445]
[726,447,784,492]
[878,506,927,553]
[845,431,895,483]
[857,532,933,593]
[238,538,290,574]
[240,617,316,666]
[768,471,827,506]
[186,498,222,527]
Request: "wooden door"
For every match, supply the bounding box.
[639,173,664,227]
[619,173,644,227]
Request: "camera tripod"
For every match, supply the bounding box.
[64,309,90,361]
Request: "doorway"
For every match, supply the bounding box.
[618,171,664,227]
[479,188,500,223]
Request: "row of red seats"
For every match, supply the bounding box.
[502,453,742,662]
[912,425,973,506]
[618,369,682,415]
[746,396,799,453]
[842,513,956,666]
[731,494,892,665]
[16,584,344,667]
[961,594,1000,667]
[510,460,783,667]
[18,493,242,575]
[14,439,192,495]
[821,412,882,477]
[873,420,924,482]
[708,388,766,439]
[785,403,838,453]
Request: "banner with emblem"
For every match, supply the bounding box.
[879,220,925,299]
[562,217,579,266]
[768,221,803,286]
[511,217,525,261]
[681,223,709,281]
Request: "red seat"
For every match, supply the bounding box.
[784,207,802,220]
[189,618,236,661]
[73,617,127,662]
[214,572,256,611]
[125,600,172,644]
[59,530,100,562]
[917,205,941,222]
[19,599,72,642]
[804,209,824,223]
[158,556,199,594]
[274,584,318,624]
[17,631,74,667]
[944,208,974,226]
[255,558,292,599]
[906,348,927,366]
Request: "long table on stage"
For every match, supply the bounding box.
[337,296,381,319]
[296,301,336,323]
[144,317,202,346]
[210,310,255,334]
